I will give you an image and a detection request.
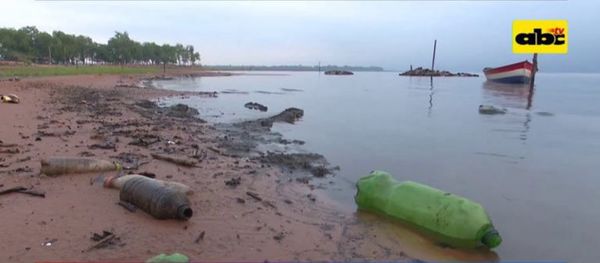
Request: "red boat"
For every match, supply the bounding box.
[483,60,533,84]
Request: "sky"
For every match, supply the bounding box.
[1,0,598,72]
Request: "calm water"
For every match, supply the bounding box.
[155,72,600,263]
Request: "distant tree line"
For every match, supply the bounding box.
[0,26,200,66]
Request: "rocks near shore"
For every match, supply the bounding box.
[324,70,354,75]
[399,67,479,77]
[244,102,268,112]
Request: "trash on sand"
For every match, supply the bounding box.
[0,186,45,198]
[105,174,193,196]
[355,170,502,249]
[119,175,193,220]
[41,157,121,176]
[225,177,241,187]
[478,105,507,115]
[151,153,197,167]
[1,94,20,104]
[83,230,123,252]
[42,238,57,247]
[146,253,189,263]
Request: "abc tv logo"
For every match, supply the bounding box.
[513,20,568,54]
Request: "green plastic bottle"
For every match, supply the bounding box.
[355,171,501,249]
[146,253,189,263]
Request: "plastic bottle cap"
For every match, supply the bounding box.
[482,229,502,248]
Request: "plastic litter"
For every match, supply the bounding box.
[1,94,20,104]
[146,253,189,263]
[105,174,193,196]
[355,170,502,249]
[119,175,193,220]
[41,157,121,176]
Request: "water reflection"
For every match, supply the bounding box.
[353,211,499,262]
[482,81,535,142]
[482,81,533,110]
[428,77,434,116]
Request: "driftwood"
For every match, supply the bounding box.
[246,191,262,201]
[0,186,45,198]
[151,153,197,167]
[84,232,116,252]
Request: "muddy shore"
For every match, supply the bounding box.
[0,71,422,262]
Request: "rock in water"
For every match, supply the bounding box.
[478,105,507,115]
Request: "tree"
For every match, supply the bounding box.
[0,26,200,67]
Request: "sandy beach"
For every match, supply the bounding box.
[0,71,417,262]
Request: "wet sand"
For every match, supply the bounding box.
[0,72,419,262]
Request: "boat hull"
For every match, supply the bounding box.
[483,61,533,84]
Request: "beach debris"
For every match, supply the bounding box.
[83,230,123,252]
[355,170,502,249]
[244,102,268,112]
[129,134,160,147]
[224,177,241,187]
[257,152,335,177]
[0,186,45,198]
[40,157,121,176]
[1,94,20,104]
[89,137,118,150]
[151,153,197,167]
[119,175,193,220]
[246,191,262,201]
[0,142,18,148]
[273,232,286,241]
[146,253,189,263]
[42,238,57,247]
[0,148,20,154]
[111,152,148,170]
[478,105,507,115]
[105,174,193,196]
[194,231,205,243]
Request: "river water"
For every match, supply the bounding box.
[154,72,600,263]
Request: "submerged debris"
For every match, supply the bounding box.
[479,105,507,115]
[244,102,268,112]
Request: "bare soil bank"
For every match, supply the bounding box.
[0,72,418,262]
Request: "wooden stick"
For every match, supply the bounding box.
[151,153,197,167]
[246,191,262,201]
[431,39,437,71]
[0,186,45,198]
[0,186,27,195]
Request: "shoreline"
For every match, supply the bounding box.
[0,72,417,262]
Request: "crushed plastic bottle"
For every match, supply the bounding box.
[105,174,193,196]
[120,175,193,220]
[355,170,502,249]
[41,157,121,176]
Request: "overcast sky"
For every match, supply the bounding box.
[1,0,598,72]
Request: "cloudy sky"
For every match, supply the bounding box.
[1,0,598,72]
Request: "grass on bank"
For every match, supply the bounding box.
[0,64,161,77]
